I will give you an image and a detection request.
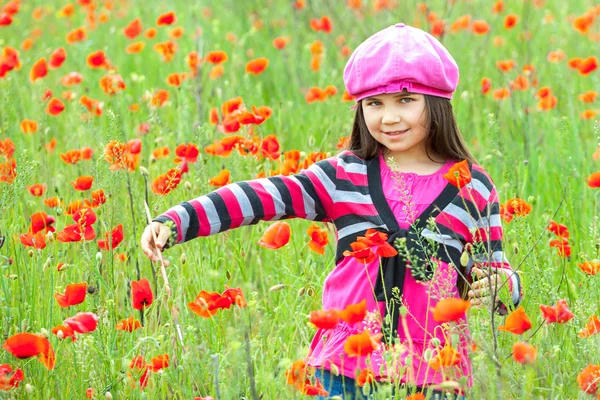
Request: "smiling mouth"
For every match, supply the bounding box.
[383,129,409,136]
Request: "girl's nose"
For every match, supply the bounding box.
[381,110,401,124]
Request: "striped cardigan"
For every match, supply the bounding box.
[155,150,523,306]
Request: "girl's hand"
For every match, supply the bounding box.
[140,221,171,266]
[468,267,508,308]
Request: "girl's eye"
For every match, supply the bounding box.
[367,101,382,107]
[400,97,414,103]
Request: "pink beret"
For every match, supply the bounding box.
[344,23,459,102]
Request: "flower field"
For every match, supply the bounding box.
[1,0,599,398]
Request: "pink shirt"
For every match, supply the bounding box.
[306,154,473,387]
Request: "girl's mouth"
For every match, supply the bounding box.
[384,129,409,136]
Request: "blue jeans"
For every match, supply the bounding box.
[313,369,467,400]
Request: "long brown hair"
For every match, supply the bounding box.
[347,94,475,298]
[348,94,477,165]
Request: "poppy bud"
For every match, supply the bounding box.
[329,363,339,376]
[513,244,519,254]
[25,384,34,393]
[405,356,412,367]
[40,328,49,337]
[96,252,103,262]
[423,348,433,362]
[56,329,64,339]
[139,166,149,176]
[28,249,34,257]
[180,252,186,264]
[439,380,461,390]
[226,270,231,280]
[269,284,285,292]
[308,136,316,147]
[8,274,17,280]
[87,285,98,295]
[460,251,469,266]
[306,287,315,296]
[46,230,55,242]
[399,305,408,316]
[43,257,52,271]
[298,287,306,296]
[523,160,529,166]
[184,181,192,190]
[430,338,441,347]
[105,392,113,399]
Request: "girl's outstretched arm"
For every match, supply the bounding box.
[141,158,337,255]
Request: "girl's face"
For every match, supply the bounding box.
[361,91,429,163]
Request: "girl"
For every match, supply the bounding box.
[141,23,523,399]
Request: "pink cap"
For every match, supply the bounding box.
[344,23,459,102]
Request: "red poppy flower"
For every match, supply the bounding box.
[578,315,600,338]
[221,287,247,307]
[344,330,381,357]
[29,211,55,234]
[306,223,329,255]
[245,58,269,75]
[547,220,569,237]
[64,312,99,333]
[98,224,124,251]
[116,316,142,332]
[208,169,231,187]
[20,119,38,134]
[429,345,461,371]
[151,167,182,195]
[71,175,93,191]
[504,14,519,29]
[205,50,228,64]
[51,325,76,341]
[577,56,598,76]
[338,299,367,324]
[123,18,142,39]
[56,208,97,242]
[356,368,375,387]
[310,309,340,329]
[512,342,537,364]
[298,378,329,396]
[273,36,291,49]
[28,183,46,196]
[49,48,67,69]
[149,354,169,372]
[472,20,490,34]
[443,160,472,188]
[55,282,87,308]
[343,241,377,264]
[156,11,176,25]
[258,221,291,249]
[577,364,600,394]
[132,278,153,310]
[29,57,48,82]
[174,143,199,164]
[539,299,574,324]
[46,97,65,116]
[86,50,110,69]
[432,298,471,322]
[19,231,46,249]
[498,306,532,335]
[578,260,600,276]
[188,290,236,318]
[587,171,600,188]
[0,364,24,390]
[2,333,55,370]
